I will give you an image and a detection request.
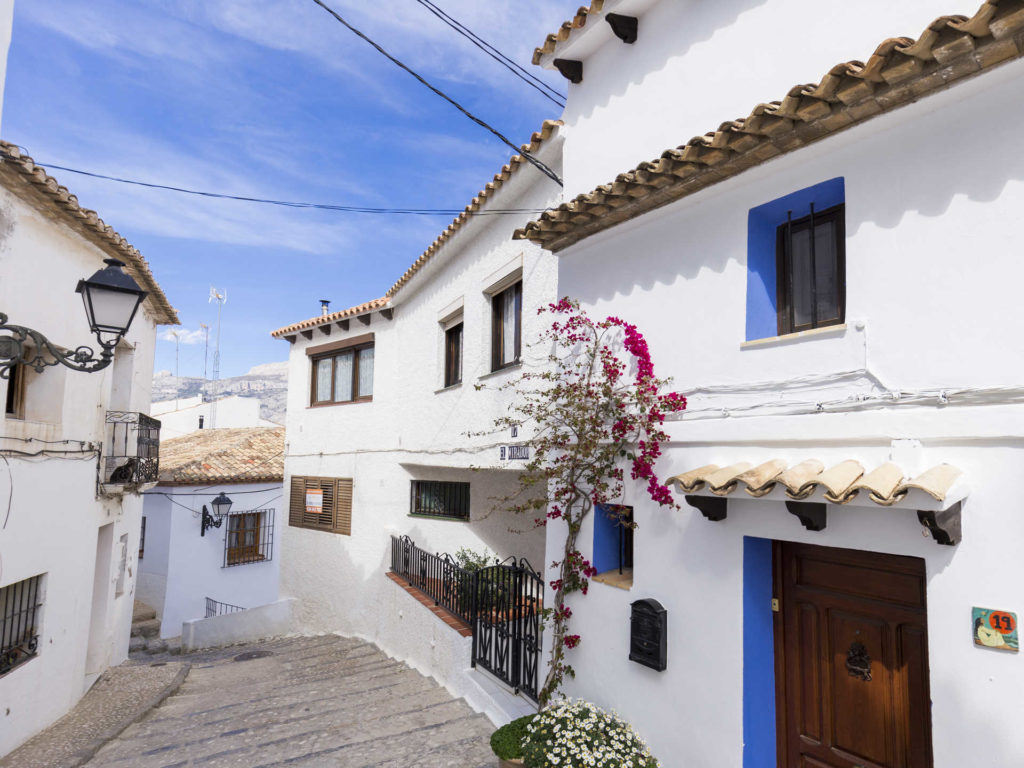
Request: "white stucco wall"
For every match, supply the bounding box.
[0,180,163,754]
[151,395,278,440]
[548,35,1024,768]
[280,136,563,706]
[140,481,282,639]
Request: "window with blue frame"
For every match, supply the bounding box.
[592,504,633,585]
[746,178,846,340]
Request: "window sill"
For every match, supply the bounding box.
[477,361,522,382]
[592,569,633,591]
[307,397,373,409]
[407,514,470,523]
[434,382,463,394]
[741,323,847,350]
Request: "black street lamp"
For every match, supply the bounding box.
[0,258,148,379]
[201,492,234,537]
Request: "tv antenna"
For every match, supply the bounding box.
[200,323,210,380]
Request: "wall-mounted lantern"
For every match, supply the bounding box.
[200,492,234,536]
[0,258,148,379]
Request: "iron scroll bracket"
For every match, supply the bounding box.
[0,312,117,379]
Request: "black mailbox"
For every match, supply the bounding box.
[629,598,667,671]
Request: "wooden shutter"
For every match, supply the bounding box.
[289,475,352,535]
[289,476,305,527]
[334,478,353,535]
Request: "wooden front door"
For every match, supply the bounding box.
[775,542,933,768]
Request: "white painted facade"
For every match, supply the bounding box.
[278,132,563,717]
[150,394,279,440]
[534,2,1024,766]
[0,181,170,751]
[138,481,282,639]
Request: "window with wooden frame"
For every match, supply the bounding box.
[224,509,275,566]
[491,281,522,371]
[4,363,24,419]
[444,322,463,388]
[289,476,352,535]
[309,336,374,406]
[410,480,470,521]
[776,203,845,336]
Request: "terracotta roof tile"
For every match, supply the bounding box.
[158,426,284,485]
[271,120,562,339]
[0,142,178,325]
[532,2,605,65]
[669,459,964,508]
[516,1,1024,252]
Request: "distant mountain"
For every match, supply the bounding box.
[152,361,289,424]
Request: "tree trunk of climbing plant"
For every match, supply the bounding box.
[474,298,686,705]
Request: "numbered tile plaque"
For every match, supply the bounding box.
[973,607,1019,652]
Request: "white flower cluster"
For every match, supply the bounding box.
[521,698,660,768]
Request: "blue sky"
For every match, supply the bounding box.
[4,0,567,377]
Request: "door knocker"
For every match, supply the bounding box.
[846,641,872,682]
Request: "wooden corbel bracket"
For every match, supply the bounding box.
[553,58,583,84]
[685,495,727,522]
[605,13,638,44]
[917,501,961,546]
[786,501,827,531]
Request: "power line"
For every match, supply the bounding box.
[33,161,553,216]
[412,0,565,108]
[309,0,563,187]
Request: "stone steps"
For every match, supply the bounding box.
[84,635,495,767]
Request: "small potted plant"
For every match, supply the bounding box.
[520,698,660,768]
[490,714,534,767]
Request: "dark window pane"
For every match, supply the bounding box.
[776,205,844,335]
[790,227,814,328]
[814,220,839,323]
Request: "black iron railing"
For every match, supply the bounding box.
[1,574,42,676]
[205,597,245,618]
[390,534,476,624]
[104,411,160,486]
[388,535,543,702]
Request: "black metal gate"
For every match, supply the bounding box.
[471,558,544,703]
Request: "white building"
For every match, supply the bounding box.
[138,426,284,641]
[517,1,1024,766]
[0,138,177,753]
[151,394,279,440]
[271,121,563,719]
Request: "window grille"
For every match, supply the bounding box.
[410,481,470,521]
[1,574,42,676]
[223,509,275,567]
[103,411,161,485]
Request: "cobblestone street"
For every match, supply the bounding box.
[100,635,495,768]
[12,634,496,768]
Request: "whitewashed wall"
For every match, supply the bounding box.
[0,182,162,755]
[555,0,977,198]
[151,395,278,440]
[548,34,1024,768]
[280,137,563,707]
[140,481,282,639]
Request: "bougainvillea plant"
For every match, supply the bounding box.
[483,297,685,704]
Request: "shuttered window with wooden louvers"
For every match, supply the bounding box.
[288,475,353,535]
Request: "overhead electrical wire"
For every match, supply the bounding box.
[32,161,553,217]
[411,0,566,108]
[309,0,563,187]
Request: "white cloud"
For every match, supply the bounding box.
[160,327,207,344]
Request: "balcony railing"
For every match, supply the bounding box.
[103,411,160,488]
[389,534,477,625]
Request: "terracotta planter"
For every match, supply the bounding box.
[498,760,524,768]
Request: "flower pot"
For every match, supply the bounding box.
[498,760,524,768]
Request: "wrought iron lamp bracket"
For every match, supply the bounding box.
[0,312,117,379]
[200,505,223,537]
